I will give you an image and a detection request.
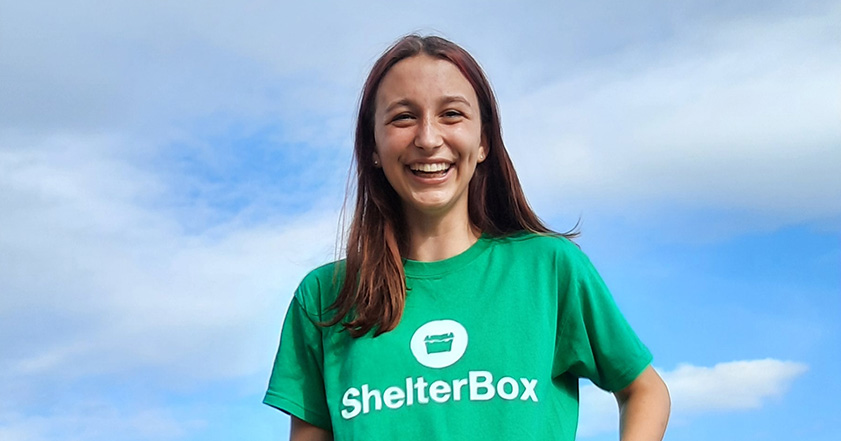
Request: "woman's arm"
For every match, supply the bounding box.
[290,416,333,441]
[614,365,670,441]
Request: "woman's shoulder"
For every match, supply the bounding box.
[299,260,345,286]
[489,230,581,255]
[487,230,593,273]
[294,260,346,320]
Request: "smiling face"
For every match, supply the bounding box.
[373,55,486,222]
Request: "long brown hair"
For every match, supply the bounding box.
[327,34,574,337]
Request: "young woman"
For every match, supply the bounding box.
[264,35,670,441]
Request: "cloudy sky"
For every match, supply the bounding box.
[1,1,838,440]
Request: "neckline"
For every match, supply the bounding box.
[402,234,492,278]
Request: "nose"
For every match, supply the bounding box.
[414,118,443,150]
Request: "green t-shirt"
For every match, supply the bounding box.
[264,232,652,440]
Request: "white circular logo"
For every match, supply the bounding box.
[410,320,468,369]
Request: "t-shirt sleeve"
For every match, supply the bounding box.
[263,294,332,430]
[553,243,653,392]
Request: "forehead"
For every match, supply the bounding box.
[375,55,478,108]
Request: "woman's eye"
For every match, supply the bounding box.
[443,110,463,119]
[391,113,413,123]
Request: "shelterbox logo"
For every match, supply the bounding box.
[340,371,539,420]
[410,320,468,368]
[339,320,540,420]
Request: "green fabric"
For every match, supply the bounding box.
[264,232,652,440]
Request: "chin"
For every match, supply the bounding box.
[404,194,467,216]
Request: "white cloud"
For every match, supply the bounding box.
[577,359,808,437]
[504,8,841,227]
[0,130,341,441]
[0,132,341,385]
[664,359,809,413]
[4,2,837,233]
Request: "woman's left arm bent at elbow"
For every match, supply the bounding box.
[614,365,670,441]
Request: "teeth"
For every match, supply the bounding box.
[410,163,450,172]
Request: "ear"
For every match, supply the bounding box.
[372,152,382,168]
[477,136,488,163]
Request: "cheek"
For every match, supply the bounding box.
[454,122,483,145]
[375,130,408,159]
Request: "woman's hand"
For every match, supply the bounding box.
[290,416,333,441]
[614,365,671,441]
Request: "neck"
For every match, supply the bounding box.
[403,208,481,262]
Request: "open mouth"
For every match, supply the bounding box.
[409,163,452,178]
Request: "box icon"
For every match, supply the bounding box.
[424,332,454,354]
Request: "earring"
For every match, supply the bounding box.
[373,158,380,167]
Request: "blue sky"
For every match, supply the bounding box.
[1,1,839,440]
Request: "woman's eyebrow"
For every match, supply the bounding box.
[383,95,472,114]
[383,99,413,114]
[440,95,471,107]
